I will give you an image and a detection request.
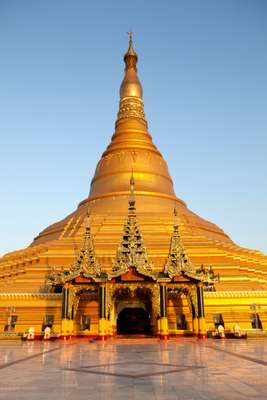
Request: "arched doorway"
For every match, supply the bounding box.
[117,307,151,334]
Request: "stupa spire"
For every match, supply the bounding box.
[117,32,146,122]
[87,35,176,201]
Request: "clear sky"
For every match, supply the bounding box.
[0,0,266,256]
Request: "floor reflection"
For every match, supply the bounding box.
[0,338,267,399]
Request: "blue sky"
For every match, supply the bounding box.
[0,0,266,255]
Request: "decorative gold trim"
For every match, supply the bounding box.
[204,291,267,298]
[117,97,146,122]
[78,191,186,207]
[0,293,62,299]
[90,169,174,186]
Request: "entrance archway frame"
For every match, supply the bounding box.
[167,283,198,335]
[107,283,160,336]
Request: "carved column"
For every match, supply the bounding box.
[197,283,206,339]
[61,284,74,338]
[159,284,169,340]
[105,284,112,337]
[61,286,69,319]
[151,285,160,335]
[192,302,199,336]
[98,284,107,340]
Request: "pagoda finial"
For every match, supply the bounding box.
[125,31,137,60]
[174,205,179,227]
[85,207,91,228]
[127,31,133,44]
[116,34,146,122]
[129,169,135,210]
[130,168,135,190]
[118,32,145,120]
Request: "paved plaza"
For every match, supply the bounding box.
[0,337,267,399]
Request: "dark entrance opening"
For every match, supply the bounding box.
[117,308,151,335]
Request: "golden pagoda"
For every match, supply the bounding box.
[1,34,267,339]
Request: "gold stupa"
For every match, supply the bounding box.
[0,35,267,338]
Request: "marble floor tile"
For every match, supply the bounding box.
[0,338,267,399]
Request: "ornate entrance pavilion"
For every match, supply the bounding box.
[49,177,218,339]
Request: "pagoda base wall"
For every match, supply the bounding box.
[0,291,267,338]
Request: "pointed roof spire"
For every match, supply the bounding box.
[84,206,91,228]
[164,208,195,278]
[163,208,219,284]
[129,169,135,211]
[174,205,179,227]
[111,189,155,279]
[67,209,101,279]
[124,31,138,60]
[48,210,102,284]
[119,32,144,103]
